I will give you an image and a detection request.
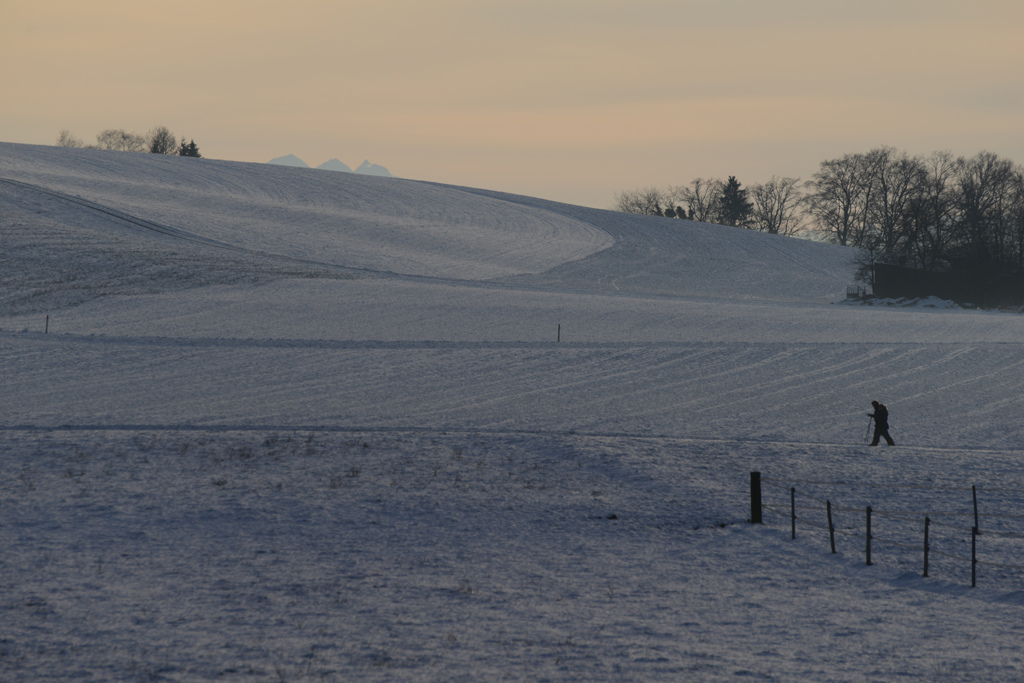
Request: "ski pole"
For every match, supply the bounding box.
[865,416,873,443]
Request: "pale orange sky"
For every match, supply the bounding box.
[3,0,1024,207]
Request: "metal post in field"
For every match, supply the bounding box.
[827,500,836,554]
[923,516,930,578]
[866,506,873,566]
[749,472,762,524]
[973,485,979,534]
[972,526,977,588]
[790,487,796,540]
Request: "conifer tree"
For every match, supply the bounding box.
[177,137,202,158]
[718,176,753,227]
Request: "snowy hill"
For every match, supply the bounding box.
[3,141,1024,680]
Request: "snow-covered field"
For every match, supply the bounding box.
[3,142,1024,681]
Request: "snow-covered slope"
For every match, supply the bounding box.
[0,142,853,309]
[1,143,611,284]
[5,141,1023,447]
[3,142,1024,681]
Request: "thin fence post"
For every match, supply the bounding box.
[972,526,977,588]
[866,506,872,566]
[923,516,930,578]
[972,485,979,534]
[827,500,836,554]
[749,472,762,524]
[790,487,796,540]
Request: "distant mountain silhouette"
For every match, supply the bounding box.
[268,155,392,177]
[317,158,353,172]
[268,154,309,168]
[355,160,393,177]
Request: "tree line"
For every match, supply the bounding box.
[615,175,802,236]
[57,126,201,157]
[616,147,1024,282]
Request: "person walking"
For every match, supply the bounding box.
[868,400,895,446]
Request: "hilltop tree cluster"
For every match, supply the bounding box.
[617,147,1024,282]
[57,127,201,158]
[615,175,802,236]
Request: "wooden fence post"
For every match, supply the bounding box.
[866,506,872,566]
[972,485,979,534]
[972,526,977,588]
[749,472,762,524]
[790,487,796,540]
[827,500,836,554]
[923,516,930,578]
[972,485,980,588]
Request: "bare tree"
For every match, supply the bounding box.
[1008,172,1024,273]
[861,147,927,257]
[147,126,177,154]
[613,189,638,213]
[903,151,962,270]
[750,176,803,235]
[952,151,1021,271]
[614,187,667,216]
[96,129,148,152]
[663,185,690,219]
[679,177,723,223]
[56,129,83,148]
[804,153,871,246]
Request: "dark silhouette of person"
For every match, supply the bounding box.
[868,400,895,446]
